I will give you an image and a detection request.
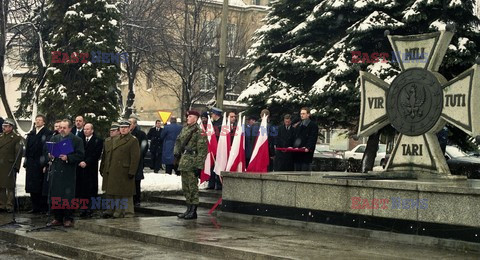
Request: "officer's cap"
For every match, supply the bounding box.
[118,120,131,127]
[110,123,120,130]
[211,107,223,116]
[2,118,15,127]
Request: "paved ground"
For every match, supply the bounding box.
[0,240,57,259]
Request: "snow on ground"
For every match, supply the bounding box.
[15,158,183,197]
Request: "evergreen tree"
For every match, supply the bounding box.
[38,0,121,135]
[240,0,480,133]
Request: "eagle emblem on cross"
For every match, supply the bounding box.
[357,29,480,175]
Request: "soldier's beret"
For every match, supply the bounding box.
[119,120,131,127]
[110,123,120,130]
[211,107,223,116]
[2,118,15,127]
[186,110,200,117]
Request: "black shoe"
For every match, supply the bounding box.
[184,205,197,220]
[215,187,222,191]
[28,209,40,214]
[6,208,13,213]
[177,205,191,219]
[154,170,159,173]
[206,187,214,190]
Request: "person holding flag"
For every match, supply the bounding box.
[212,113,231,189]
[199,114,217,184]
[246,113,271,172]
[226,113,246,172]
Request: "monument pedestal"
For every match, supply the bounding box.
[221,171,480,243]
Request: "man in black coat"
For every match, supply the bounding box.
[292,107,319,171]
[71,115,85,139]
[76,123,103,218]
[24,115,53,214]
[274,114,295,171]
[129,117,148,206]
[147,120,163,173]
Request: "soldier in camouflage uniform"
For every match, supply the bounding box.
[0,119,23,213]
[174,110,208,220]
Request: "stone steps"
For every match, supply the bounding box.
[147,194,221,209]
[73,215,480,260]
[0,214,218,259]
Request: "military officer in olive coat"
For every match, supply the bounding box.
[174,110,208,220]
[47,119,84,227]
[103,121,140,218]
[100,123,120,192]
[0,119,23,213]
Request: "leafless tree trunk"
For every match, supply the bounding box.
[0,0,46,131]
[119,0,168,119]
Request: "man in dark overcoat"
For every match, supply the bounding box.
[47,119,84,227]
[274,114,295,171]
[292,107,319,171]
[147,120,163,173]
[24,115,52,214]
[76,123,103,218]
[161,116,182,175]
[129,117,148,206]
[0,119,23,213]
[103,121,140,218]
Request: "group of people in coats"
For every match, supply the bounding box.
[0,105,318,226]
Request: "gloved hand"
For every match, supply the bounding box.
[128,174,135,179]
[194,169,201,178]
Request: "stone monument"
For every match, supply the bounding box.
[357,28,480,175]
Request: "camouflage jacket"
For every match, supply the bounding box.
[174,123,207,171]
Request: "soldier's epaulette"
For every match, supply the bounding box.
[131,135,137,139]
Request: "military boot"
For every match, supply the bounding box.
[184,205,197,220]
[177,205,191,218]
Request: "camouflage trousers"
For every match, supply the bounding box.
[181,171,199,205]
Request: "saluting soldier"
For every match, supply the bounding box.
[103,121,140,218]
[0,119,23,213]
[174,110,207,220]
[100,123,120,194]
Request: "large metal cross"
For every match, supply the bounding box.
[358,30,480,175]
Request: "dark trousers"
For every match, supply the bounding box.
[134,180,141,204]
[294,162,311,171]
[208,171,222,190]
[151,149,163,171]
[30,192,48,212]
[165,164,179,175]
[53,209,73,222]
[274,151,294,171]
